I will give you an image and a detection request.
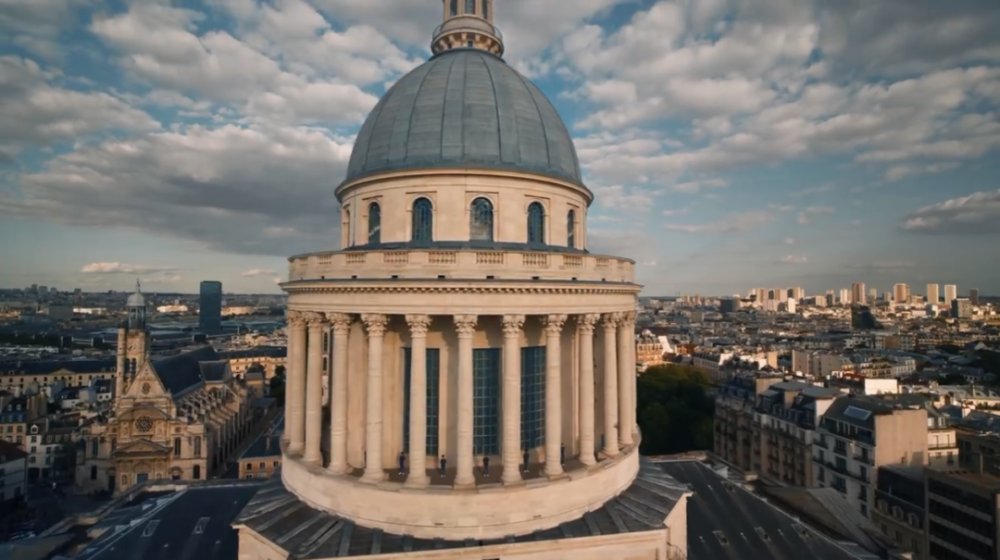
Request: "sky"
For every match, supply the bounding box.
[1,0,999,298]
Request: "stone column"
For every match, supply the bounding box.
[617,311,636,447]
[454,315,478,487]
[577,314,599,466]
[501,314,525,484]
[304,313,327,463]
[454,315,477,486]
[361,314,389,483]
[287,312,308,455]
[405,314,432,488]
[328,313,353,474]
[601,313,621,458]
[543,314,566,476]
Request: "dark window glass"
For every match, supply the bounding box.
[521,347,546,448]
[567,209,576,248]
[527,202,545,244]
[412,198,433,242]
[450,0,457,16]
[465,0,475,13]
[193,464,201,480]
[368,202,381,244]
[470,197,494,241]
[173,438,181,456]
[482,0,488,18]
[403,348,441,455]
[473,348,500,455]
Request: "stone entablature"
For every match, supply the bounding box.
[288,249,635,283]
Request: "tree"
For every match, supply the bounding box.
[636,364,715,455]
[269,374,285,405]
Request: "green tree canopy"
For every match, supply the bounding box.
[636,364,715,455]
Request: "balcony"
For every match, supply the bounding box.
[853,453,874,466]
[287,249,636,284]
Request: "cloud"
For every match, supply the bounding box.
[899,189,1000,235]
[592,185,657,212]
[796,205,836,225]
[242,268,277,277]
[81,262,174,274]
[884,162,960,182]
[663,211,774,234]
[0,124,351,256]
[790,183,834,198]
[783,237,795,245]
[671,179,727,194]
[778,255,808,264]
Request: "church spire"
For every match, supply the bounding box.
[126,278,146,330]
[432,0,504,57]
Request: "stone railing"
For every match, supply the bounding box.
[287,249,636,284]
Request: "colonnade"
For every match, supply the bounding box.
[283,310,637,488]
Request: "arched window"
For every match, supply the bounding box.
[567,209,576,248]
[465,0,475,14]
[368,202,381,244]
[412,198,433,242]
[527,202,545,244]
[482,0,488,19]
[470,198,494,241]
[450,0,457,16]
[193,464,201,480]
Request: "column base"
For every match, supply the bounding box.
[288,443,304,455]
[361,471,386,484]
[404,475,430,489]
[326,464,349,476]
[600,449,620,460]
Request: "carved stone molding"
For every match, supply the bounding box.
[405,314,432,337]
[328,313,354,335]
[542,314,567,334]
[285,284,639,296]
[361,314,389,337]
[453,315,478,337]
[601,312,623,328]
[501,314,525,337]
[576,313,600,334]
[620,310,637,324]
[303,311,327,328]
[287,311,308,328]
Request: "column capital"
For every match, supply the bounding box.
[303,311,327,328]
[577,313,600,333]
[601,312,623,328]
[542,314,567,335]
[620,310,637,324]
[405,314,432,336]
[328,313,354,335]
[501,314,525,337]
[287,311,308,328]
[362,314,389,336]
[453,314,478,337]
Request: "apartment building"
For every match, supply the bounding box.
[813,396,928,519]
[0,440,28,507]
[873,465,926,560]
[714,373,784,471]
[957,429,1000,475]
[925,467,1000,560]
[755,381,841,486]
[635,330,669,371]
[792,350,845,378]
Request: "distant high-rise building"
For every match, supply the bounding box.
[826,290,835,307]
[720,298,740,315]
[199,281,223,333]
[970,288,980,305]
[852,282,866,305]
[944,284,957,304]
[952,298,972,320]
[869,288,878,301]
[839,288,851,305]
[893,284,910,304]
[792,287,805,300]
[926,284,939,305]
[851,305,879,330]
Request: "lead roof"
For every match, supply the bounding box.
[345,49,584,188]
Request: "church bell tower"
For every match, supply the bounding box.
[432,0,503,56]
[117,280,150,399]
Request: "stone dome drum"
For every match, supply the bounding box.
[345,48,583,187]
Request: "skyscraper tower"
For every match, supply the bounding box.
[944,284,958,304]
[970,288,980,305]
[852,282,866,305]
[199,280,223,333]
[926,284,939,305]
[893,283,910,304]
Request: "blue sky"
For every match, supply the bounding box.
[1,0,999,297]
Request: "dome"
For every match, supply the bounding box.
[127,280,145,307]
[345,49,583,187]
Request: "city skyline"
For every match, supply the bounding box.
[2,0,999,295]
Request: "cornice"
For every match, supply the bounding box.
[283,283,641,296]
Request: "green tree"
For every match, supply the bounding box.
[636,364,715,455]
[269,374,286,405]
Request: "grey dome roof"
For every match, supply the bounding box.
[345,49,583,187]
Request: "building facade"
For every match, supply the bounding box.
[872,465,925,559]
[756,381,841,486]
[0,440,28,507]
[199,280,223,333]
[75,285,256,495]
[714,373,783,472]
[925,468,1000,560]
[236,3,688,559]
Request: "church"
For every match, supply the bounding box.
[75,283,257,494]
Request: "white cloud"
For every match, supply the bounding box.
[81,262,174,274]
[663,211,774,234]
[796,205,836,225]
[592,185,657,212]
[778,255,808,264]
[671,179,727,194]
[242,268,277,277]
[900,189,1000,235]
